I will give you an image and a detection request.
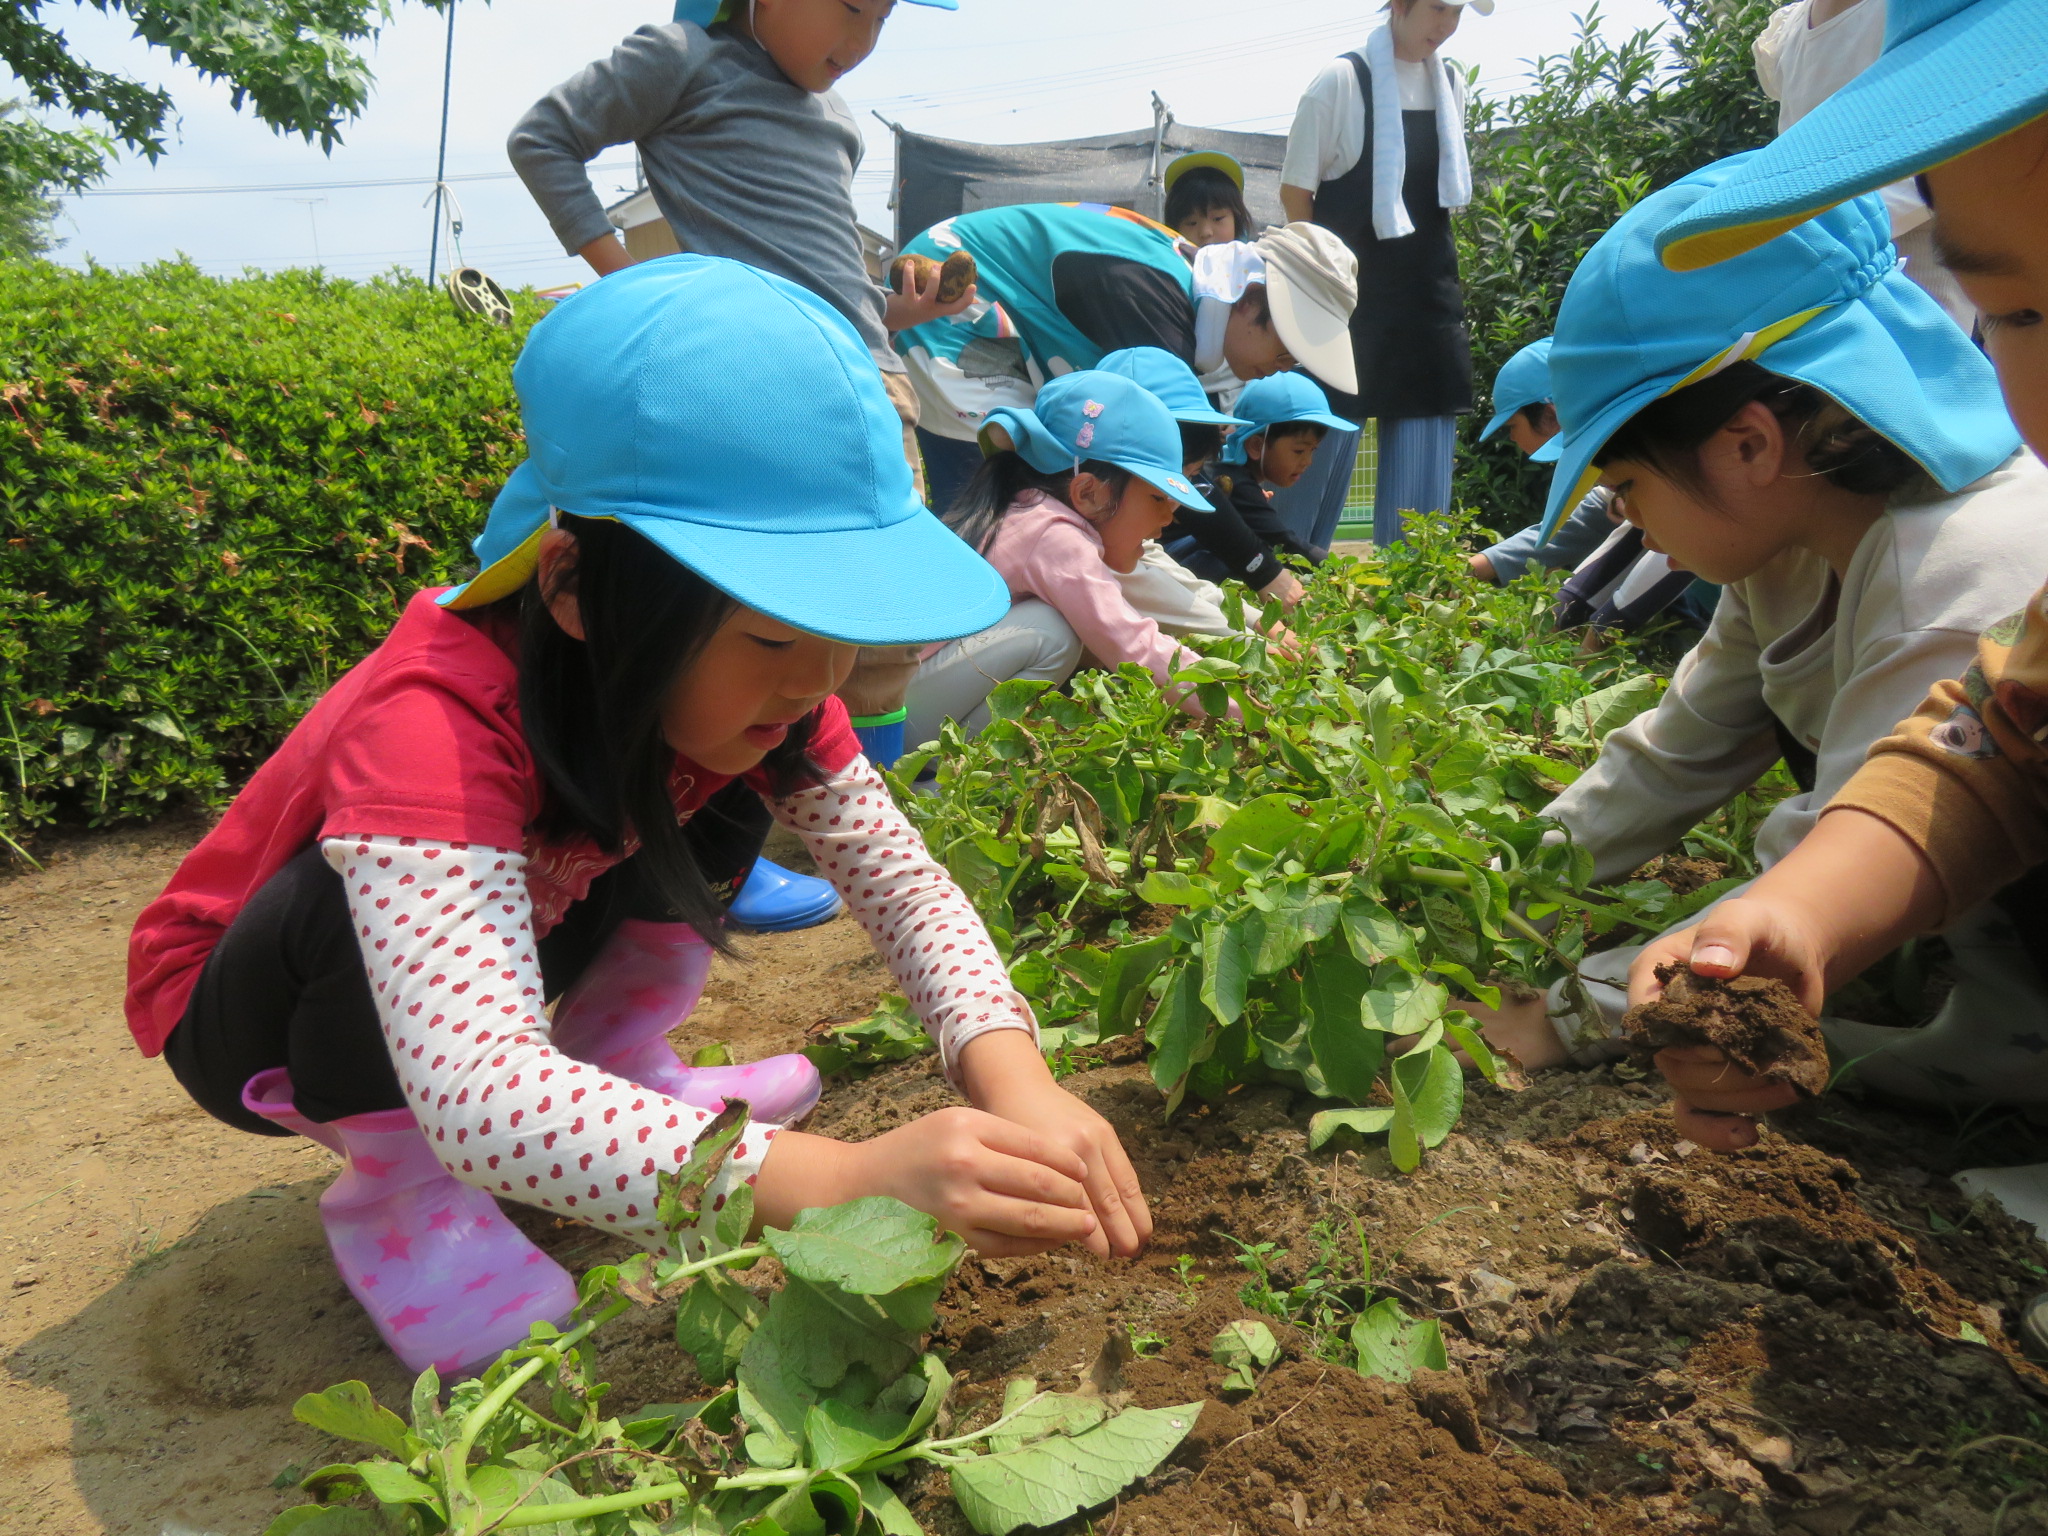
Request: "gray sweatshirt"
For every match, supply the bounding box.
[1545,451,2048,884]
[509,21,898,372]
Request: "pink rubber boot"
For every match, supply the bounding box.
[242,1069,578,1376]
[549,919,821,1123]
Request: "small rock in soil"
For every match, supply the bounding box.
[1624,965,1829,1097]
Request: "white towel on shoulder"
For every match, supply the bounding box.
[1364,23,1472,242]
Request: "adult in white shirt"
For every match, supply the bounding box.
[1752,0,1976,330]
[1278,0,1492,551]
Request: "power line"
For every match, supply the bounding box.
[68,161,637,198]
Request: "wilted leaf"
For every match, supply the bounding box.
[1351,1299,1448,1383]
[1211,1320,1280,1392]
[949,1401,1201,1535]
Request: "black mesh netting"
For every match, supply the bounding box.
[890,121,1289,249]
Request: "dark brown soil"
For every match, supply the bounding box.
[798,1048,2048,1536]
[1625,966,1831,1098]
[8,819,2048,1534]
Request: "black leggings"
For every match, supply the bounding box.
[162,782,772,1136]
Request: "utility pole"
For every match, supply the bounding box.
[427,0,457,285]
[283,196,327,264]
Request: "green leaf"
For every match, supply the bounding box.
[1300,948,1385,1104]
[1211,1320,1280,1392]
[674,1268,766,1384]
[1095,934,1174,1040]
[1136,869,1215,908]
[1388,1042,1465,1172]
[469,1465,581,1536]
[986,1389,1108,1453]
[1206,794,1314,893]
[763,1198,965,1294]
[985,678,1054,721]
[133,710,184,740]
[352,1462,439,1508]
[1443,1016,1510,1085]
[716,1181,757,1252]
[804,1397,910,1471]
[1341,897,1418,968]
[291,1381,411,1457]
[1146,961,1211,1095]
[1198,920,1250,1025]
[949,1401,1202,1536]
[1307,1106,1397,1152]
[1360,979,1449,1036]
[854,1472,927,1535]
[1351,1299,1448,1383]
[1556,673,1662,743]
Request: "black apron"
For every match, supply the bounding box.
[1312,52,1473,422]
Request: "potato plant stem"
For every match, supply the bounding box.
[490,1467,811,1528]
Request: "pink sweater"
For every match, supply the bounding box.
[985,493,1216,716]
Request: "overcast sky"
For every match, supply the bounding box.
[21,0,1674,291]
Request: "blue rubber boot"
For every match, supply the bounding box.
[728,857,842,933]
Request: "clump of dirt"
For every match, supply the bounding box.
[1633,855,1730,897]
[1624,966,1829,1098]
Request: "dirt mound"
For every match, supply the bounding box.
[1625,966,1829,1098]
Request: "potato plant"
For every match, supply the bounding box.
[887,520,1729,1169]
[267,1112,1199,1536]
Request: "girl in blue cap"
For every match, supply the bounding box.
[1456,155,2048,1088]
[127,256,1150,1377]
[1090,347,1286,637]
[903,372,1230,747]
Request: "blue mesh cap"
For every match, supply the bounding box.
[1219,371,1352,464]
[1540,150,2017,536]
[983,372,1214,511]
[1480,338,1554,441]
[440,255,1008,646]
[676,0,953,22]
[1095,347,1249,427]
[1658,0,2048,272]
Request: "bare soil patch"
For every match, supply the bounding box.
[5,822,2048,1535]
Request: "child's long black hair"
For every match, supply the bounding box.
[488,514,821,950]
[942,453,1134,554]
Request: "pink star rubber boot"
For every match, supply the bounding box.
[549,919,821,1124]
[241,1069,578,1376]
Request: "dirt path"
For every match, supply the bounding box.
[0,822,893,1536]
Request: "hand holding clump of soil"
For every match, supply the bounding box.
[1623,965,1830,1150]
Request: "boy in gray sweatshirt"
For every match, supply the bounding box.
[510,0,971,730]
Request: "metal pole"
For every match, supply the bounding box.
[427,0,457,285]
[1148,93,1173,222]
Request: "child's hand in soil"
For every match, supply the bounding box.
[1655,1047,1803,1151]
[1629,895,1830,1016]
[957,1029,1153,1260]
[1628,918,1829,1153]
[756,1111,1100,1258]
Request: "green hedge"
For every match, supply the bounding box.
[1454,0,1778,535]
[0,259,537,845]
